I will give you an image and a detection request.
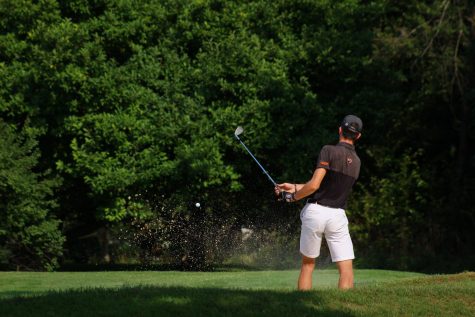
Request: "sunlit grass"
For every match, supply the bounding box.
[0,270,474,317]
[0,269,423,298]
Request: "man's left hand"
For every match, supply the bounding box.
[280,191,296,202]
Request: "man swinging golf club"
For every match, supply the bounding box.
[275,115,362,290]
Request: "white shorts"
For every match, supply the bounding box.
[300,203,355,262]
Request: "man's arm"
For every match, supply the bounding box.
[275,183,305,193]
[275,168,327,201]
[294,168,326,201]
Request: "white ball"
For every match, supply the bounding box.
[195,202,201,208]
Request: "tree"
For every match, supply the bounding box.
[0,120,64,271]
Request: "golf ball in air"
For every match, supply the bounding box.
[195,202,200,207]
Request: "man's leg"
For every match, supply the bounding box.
[336,259,353,289]
[298,255,315,290]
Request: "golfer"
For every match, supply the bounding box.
[275,115,362,290]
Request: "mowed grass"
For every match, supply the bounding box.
[0,269,474,317]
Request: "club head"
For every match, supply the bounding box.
[234,126,244,137]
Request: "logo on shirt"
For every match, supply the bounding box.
[347,157,353,165]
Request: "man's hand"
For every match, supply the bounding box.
[280,191,296,202]
[274,183,297,202]
[275,183,296,194]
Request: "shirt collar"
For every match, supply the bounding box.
[337,142,355,150]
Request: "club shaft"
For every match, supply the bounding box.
[235,135,277,186]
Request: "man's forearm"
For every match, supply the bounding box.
[293,168,327,201]
[294,182,317,200]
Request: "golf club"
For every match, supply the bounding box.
[234,126,277,187]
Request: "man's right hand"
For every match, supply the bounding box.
[274,183,297,202]
[275,183,296,194]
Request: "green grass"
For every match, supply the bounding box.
[0,270,474,316]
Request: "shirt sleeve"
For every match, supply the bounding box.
[316,145,331,170]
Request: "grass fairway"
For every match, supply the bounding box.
[0,270,474,316]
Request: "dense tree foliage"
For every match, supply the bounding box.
[0,120,64,270]
[0,0,473,271]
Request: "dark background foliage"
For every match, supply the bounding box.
[0,0,474,272]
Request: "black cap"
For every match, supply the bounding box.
[341,115,363,133]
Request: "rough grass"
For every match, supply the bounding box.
[0,270,474,317]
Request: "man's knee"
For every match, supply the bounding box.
[301,255,315,270]
[336,259,353,275]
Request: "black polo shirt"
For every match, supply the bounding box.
[309,142,360,209]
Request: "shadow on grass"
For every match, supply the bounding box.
[0,286,355,317]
